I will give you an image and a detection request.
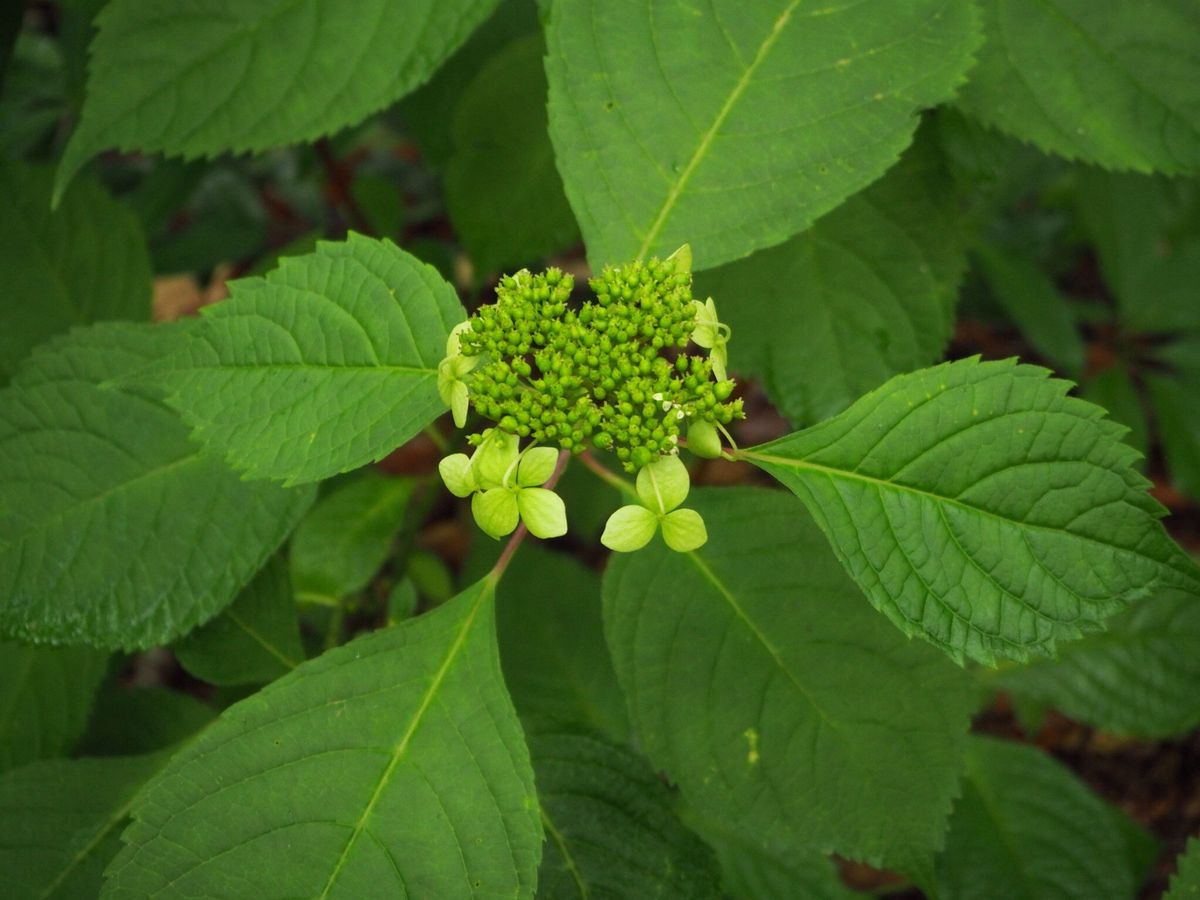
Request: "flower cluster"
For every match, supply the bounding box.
[436,245,741,549]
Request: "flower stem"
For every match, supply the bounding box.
[578,450,639,499]
[423,423,449,452]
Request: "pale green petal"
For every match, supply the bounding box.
[601,505,659,553]
[471,428,520,489]
[436,359,457,406]
[517,447,559,487]
[437,453,477,498]
[635,455,690,514]
[660,508,707,553]
[686,420,722,459]
[517,488,568,539]
[445,319,473,357]
[450,381,469,429]
[666,243,692,274]
[471,488,520,540]
[711,342,728,382]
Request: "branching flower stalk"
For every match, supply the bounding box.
[436,244,743,552]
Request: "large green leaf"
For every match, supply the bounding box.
[0,161,150,382]
[1075,169,1200,333]
[545,0,981,270]
[741,357,1200,664]
[1148,372,1200,501]
[602,488,974,875]
[492,544,628,741]
[152,235,464,484]
[529,727,721,899]
[683,808,857,900]
[994,589,1200,739]
[936,737,1134,900]
[1167,838,1200,900]
[695,135,966,425]
[955,0,1200,173]
[0,640,107,773]
[174,556,305,686]
[398,0,540,165]
[290,470,415,603]
[77,687,215,757]
[0,752,170,900]
[445,34,579,275]
[0,323,314,649]
[55,0,502,198]
[103,580,542,898]
[973,242,1085,378]
[1079,365,1149,461]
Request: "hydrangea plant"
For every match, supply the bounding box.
[436,245,739,551]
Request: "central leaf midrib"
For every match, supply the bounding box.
[317,584,492,898]
[176,362,437,375]
[38,755,174,900]
[742,448,1177,570]
[541,805,589,899]
[634,0,802,261]
[224,607,300,671]
[684,549,840,728]
[7,452,202,549]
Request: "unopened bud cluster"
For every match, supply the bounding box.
[451,252,742,471]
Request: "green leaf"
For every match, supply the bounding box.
[1080,365,1149,461]
[545,0,981,269]
[684,810,858,900]
[973,242,1085,377]
[993,588,1200,739]
[602,487,975,874]
[0,752,170,900]
[290,470,415,602]
[445,34,579,274]
[1146,373,1200,501]
[529,727,722,899]
[398,0,540,165]
[55,0,502,198]
[1075,169,1200,333]
[151,235,465,485]
[386,578,419,625]
[104,580,542,898]
[1110,803,1160,893]
[174,556,304,686]
[0,161,151,382]
[1167,838,1200,900]
[741,357,1200,664]
[76,687,215,757]
[936,737,1135,900]
[0,32,67,159]
[954,0,1200,173]
[0,323,314,649]
[0,640,107,773]
[695,134,966,424]
[491,543,628,741]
